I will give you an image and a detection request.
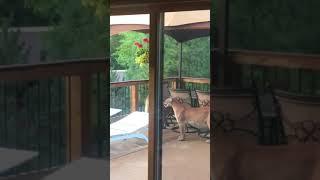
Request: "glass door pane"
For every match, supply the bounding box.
[160,10,211,180]
[110,14,150,180]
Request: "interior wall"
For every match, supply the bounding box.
[211,0,320,179]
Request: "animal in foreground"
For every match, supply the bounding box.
[163,97,210,142]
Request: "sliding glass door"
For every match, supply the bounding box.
[158,10,211,180]
[110,14,150,180]
[109,8,210,180]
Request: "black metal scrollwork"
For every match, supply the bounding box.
[212,109,258,138]
[292,120,320,143]
[175,97,192,106]
[199,99,210,107]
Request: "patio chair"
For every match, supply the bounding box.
[169,88,192,105]
[195,90,210,138]
[211,88,258,143]
[161,82,173,129]
[110,111,148,143]
[275,90,320,144]
[196,90,210,107]
[253,82,287,145]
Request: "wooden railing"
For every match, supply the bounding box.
[212,49,320,95]
[110,77,210,115]
[0,58,107,177]
[110,80,149,116]
[181,77,210,92]
[181,77,210,84]
[112,49,320,118]
[229,49,320,71]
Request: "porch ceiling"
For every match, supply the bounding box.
[110,0,210,15]
[110,10,210,42]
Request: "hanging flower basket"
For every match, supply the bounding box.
[134,38,149,66]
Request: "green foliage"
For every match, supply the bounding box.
[112,32,149,80]
[113,32,148,68]
[110,34,124,69]
[25,0,61,21]
[227,0,320,95]
[134,39,149,66]
[25,0,108,22]
[111,31,210,80]
[229,0,320,54]
[81,0,108,20]
[0,0,49,26]
[26,0,108,60]
[0,19,30,65]
[180,37,210,78]
[135,50,149,65]
[126,63,149,80]
[163,36,179,78]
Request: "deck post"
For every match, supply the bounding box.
[80,74,91,156]
[66,76,86,162]
[130,85,139,112]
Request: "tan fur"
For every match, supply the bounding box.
[212,129,320,180]
[163,97,210,142]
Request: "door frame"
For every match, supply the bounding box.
[110,2,213,179]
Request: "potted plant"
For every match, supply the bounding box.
[134,38,149,66]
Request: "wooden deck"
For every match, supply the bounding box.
[1,130,209,180]
[111,129,210,180]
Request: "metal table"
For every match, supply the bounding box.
[0,148,38,173]
[43,158,108,180]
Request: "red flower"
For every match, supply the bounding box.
[134,42,143,48]
[143,38,149,43]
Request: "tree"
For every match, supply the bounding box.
[25,0,108,25]
[0,0,50,26]
[112,32,149,80]
[111,31,210,81]
[179,37,210,78]
[81,0,108,20]
[229,0,320,53]
[26,0,108,60]
[110,34,125,69]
